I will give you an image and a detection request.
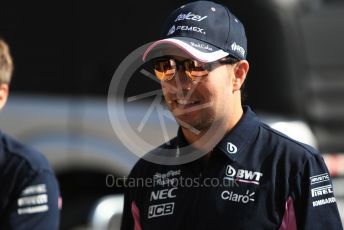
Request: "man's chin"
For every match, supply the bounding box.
[176,116,213,134]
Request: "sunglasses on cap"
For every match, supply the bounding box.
[151,56,239,82]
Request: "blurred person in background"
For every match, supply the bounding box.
[0,38,60,229]
[120,1,343,229]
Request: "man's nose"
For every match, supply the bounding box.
[174,67,193,90]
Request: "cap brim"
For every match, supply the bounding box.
[143,37,229,63]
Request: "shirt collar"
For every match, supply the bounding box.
[176,127,189,149]
[176,106,260,161]
[215,105,260,161]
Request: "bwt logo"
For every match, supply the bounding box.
[225,165,263,185]
[227,142,237,154]
[175,12,208,22]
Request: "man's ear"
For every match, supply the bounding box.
[0,83,9,110]
[233,60,249,91]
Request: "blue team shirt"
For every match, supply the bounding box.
[0,131,60,229]
[121,106,343,230]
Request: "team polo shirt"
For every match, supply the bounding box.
[0,131,60,229]
[121,106,343,230]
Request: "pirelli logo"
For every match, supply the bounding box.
[310,173,330,185]
[311,184,333,198]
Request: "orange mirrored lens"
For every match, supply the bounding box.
[153,59,176,81]
[185,60,209,81]
[154,68,176,81]
[152,58,209,81]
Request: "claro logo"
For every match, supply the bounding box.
[221,190,255,204]
[225,165,263,185]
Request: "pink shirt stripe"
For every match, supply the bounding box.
[279,196,297,230]
[131,201,142,230]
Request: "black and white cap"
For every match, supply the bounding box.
[143,1,247,63]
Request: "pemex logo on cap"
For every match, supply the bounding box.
[167,25,176,36]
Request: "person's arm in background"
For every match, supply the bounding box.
[0,150,61,230]
[294,153,343,229]
[121,165,143,230]
[121,186,135,230]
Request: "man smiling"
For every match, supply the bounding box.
[121,1,343,229]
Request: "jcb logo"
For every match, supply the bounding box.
[148,202,175,218]
[150,188,177,201]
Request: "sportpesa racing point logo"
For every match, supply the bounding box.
[107,46,230,165]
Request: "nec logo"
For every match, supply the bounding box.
[150,188,177,201]
[225,165,263,185]
[175,12,208,22]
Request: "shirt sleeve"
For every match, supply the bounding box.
[120,165,143,230]
[5,170,61,230]
[121,185,135,230]
[293,153,343,230]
